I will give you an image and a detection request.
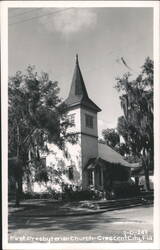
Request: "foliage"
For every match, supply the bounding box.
[113,182,141,199]
[114,142,130,156]
[102,128,120,148]
[62,189,100,201]
[34,166,49,183]
[8,65,69,205]
[115,57,153,190]
[100,130,129,157]
[22,191,60,200]
[9,66,68,156]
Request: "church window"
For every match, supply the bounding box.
[85,114,93,128]
[67,114,75,126]
[41,157,46,167]
[68,166,74,180]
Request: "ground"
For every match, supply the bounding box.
[8,206,153,243]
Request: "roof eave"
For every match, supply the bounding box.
[65,101,101,112]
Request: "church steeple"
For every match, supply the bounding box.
[65,55,101,112]
[76,53,78,65]
[64,55,100,190]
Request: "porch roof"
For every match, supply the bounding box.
[85,143,140,170]
[98,143,140,168]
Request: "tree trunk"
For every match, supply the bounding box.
[15,181,20,207]
[15,125,22,207]
[143,149,150,191]
[144,167,150,191]
[15,168,23,207]
[27,174,32,192]
[135,176,139,186]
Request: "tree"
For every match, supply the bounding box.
[115,57,153,190]
[102,128,120,148]
[114,142,130,157]
[101,128,129,156]
[8,65,69,206]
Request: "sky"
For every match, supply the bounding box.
[8,7,153,137]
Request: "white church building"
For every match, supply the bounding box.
[24,55,140,194]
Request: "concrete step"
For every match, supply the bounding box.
[98,201,141,209]
[99,202,149,210]
[95,199,142,207]
[104,203,144,212]
[85,194,154,211]
[96,194,153,205]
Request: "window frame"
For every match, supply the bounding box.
[41,157,46,167]
[68,166,74,180]
[85,114,94,129]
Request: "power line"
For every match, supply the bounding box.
[9,8,43,18]
[9,7,73,26]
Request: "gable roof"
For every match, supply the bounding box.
[65,55,101,112]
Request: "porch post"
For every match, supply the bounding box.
[135,176,139,186]
[101,167,104,189]
[92,170,95,186]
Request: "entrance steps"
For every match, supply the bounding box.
[80,192,154,211]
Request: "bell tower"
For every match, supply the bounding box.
[65,55,101,189]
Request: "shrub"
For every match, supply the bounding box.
[113,182,140,199]
[62,189,101,201]
[22,191,59,200]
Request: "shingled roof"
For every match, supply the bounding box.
[98,143,140,168]
[65,55,101,112]
[85,143,140,170]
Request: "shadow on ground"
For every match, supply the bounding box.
[8,212,144,232]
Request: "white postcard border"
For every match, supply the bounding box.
[1,1,160,250]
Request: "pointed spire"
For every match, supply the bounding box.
[65,55,101,112]
[68,54,88,97]
[76,54,79,65]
